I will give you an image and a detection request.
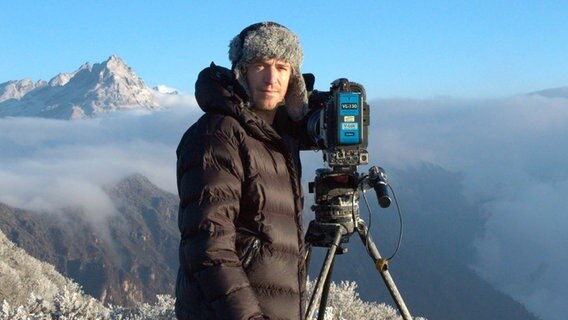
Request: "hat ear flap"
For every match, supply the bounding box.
[285,71,309,121]
[233,65,252,101]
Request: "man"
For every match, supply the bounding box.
[175,22,312,320]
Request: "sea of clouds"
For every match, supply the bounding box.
[1,91,566,319]
[372,94,568,320]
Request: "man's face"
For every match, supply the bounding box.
[246,59,291,111]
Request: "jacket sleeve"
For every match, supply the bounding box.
[176,81,264,319]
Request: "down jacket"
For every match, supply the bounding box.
[175,64,309,320]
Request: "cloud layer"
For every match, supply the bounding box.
[0,94,200,221]
[371,94,568,320]
[1,91,566,319]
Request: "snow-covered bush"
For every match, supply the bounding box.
[306,280,427,320]
[108,294,176,319]
[1,282,427,320]
[2,229,424,319]
[0,288,108,319]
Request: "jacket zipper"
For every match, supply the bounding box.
[242,238,261,269]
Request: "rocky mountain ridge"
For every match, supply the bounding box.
[0,55,161,119]
[530,86,568,98]
[0,174,179,307]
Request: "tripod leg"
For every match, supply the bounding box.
[356,220,413,320]
[305,243,312,274]
[305,226,342,320]
[317,257,335,320]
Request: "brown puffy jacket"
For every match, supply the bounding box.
[175,64,309,320]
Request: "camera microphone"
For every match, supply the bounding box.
[369,166,391,208]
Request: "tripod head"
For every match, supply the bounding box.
[305,166,391,249]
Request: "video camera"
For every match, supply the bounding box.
[303,78,412,320]
[307,78,370,170]
[305,77,390,245]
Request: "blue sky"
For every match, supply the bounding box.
[1,1,567,99]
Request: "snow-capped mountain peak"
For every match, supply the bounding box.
[153,85,179,95]
[48,62,91,87]
[101,54,127,71]
[0,55,161,119]
[0,78,46,102]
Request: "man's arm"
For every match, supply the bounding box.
[176,64,264,319]
[177,126,264,320]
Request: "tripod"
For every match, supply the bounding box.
[304,167,412,320]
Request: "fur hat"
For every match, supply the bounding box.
[229,21,308,121]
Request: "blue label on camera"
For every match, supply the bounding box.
[337,92,362,145]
